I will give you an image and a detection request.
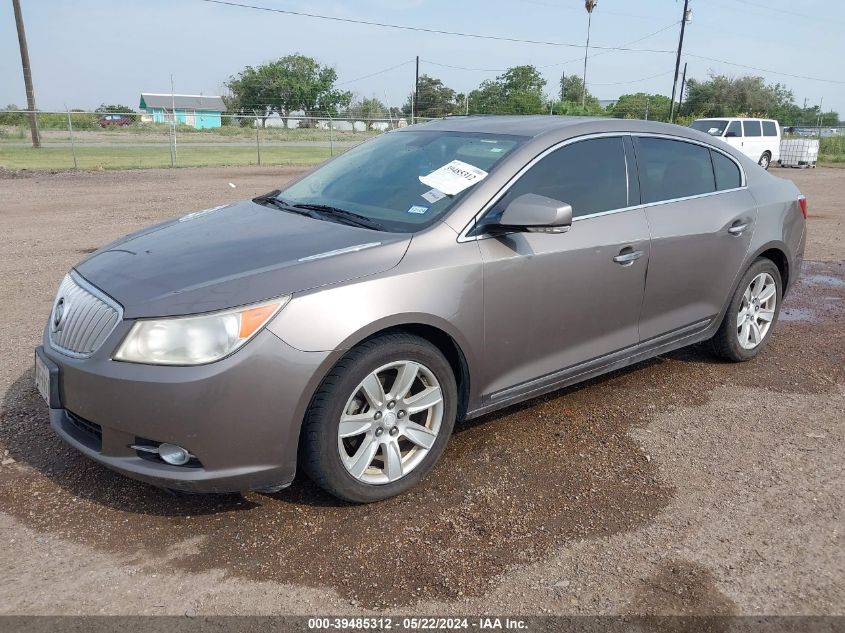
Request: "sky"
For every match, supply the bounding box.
[1,0,843,114]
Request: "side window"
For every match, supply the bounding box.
[711,150,742,191]
[743,120,762,137]
[490,137,628,220]
[762,121,778,137]
[635,137,716,204]
[726,121,742,138]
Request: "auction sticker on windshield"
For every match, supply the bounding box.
[419,160,488,196]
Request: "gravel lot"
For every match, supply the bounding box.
[0,165,842,616]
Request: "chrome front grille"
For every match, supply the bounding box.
[48,273,122,358]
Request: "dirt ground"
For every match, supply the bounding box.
[0,165,842,616]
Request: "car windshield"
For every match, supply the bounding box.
[279,129,527,232]
[689,119,730,136]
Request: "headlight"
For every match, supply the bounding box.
[113,297,289,365]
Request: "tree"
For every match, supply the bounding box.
[96,103,135,114]
[227,54,352,126]
[468,65,547,115]
[610,93,672,121]
[682,73,794,118]
[96,103,138,122]
[0,104,26,126]
[403,75,458,119]
[558,75,600,111]
[347,97,388,129]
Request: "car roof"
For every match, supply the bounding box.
[407,115,609,137]
[695,117,777,122]
[405,115,722,140]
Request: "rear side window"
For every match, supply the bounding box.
[635,137,716,204]
[493,137,628,219]
[711,151,742,191]
[743,120,762,137]
[726,121,742,138]
[762,121,778,137]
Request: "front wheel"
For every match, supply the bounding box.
[758,152,771,170]
[300,333,457,503]
[710,259,782,362]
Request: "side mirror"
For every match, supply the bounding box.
[496,193,573,234]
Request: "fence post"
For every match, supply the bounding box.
[328,113,334,157]
[169,113,175,168]
[65,107,78,169]
[253,111,261,165]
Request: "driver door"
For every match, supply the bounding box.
[476,135,650,401]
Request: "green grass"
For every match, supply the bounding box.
[0,145,338,170]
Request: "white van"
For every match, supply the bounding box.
[689,118,781,169]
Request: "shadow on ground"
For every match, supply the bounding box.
[0,261,842,608]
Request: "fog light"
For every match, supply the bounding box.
[158,443,191,466]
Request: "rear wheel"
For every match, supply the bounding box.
[758,152,771,170]
[300,333,457,503]
[710,259,782,362]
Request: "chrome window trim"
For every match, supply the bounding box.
[457,131,747,243]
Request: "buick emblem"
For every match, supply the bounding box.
[52,298,66,332]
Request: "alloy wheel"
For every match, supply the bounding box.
[737,272,777,350]
[337,360,444,485]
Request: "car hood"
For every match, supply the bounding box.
[75,200,411,318]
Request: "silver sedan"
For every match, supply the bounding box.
[35,116,806,502]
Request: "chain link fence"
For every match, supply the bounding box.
[2,109,844,170]
[0,110,429,170]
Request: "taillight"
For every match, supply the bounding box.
[798,197,807,219]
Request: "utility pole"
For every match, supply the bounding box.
[414,55,420,124]
[13,0,40,148]
[582,1,597,108]
[669,0,691,123]
[677,62,688,120]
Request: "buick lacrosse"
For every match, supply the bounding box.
[36,116,806,502]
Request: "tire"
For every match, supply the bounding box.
[299,333,457,503]
[758,152,771,170]
[710,258,782,362]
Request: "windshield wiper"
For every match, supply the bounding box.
[289,203,385,231]
[254,193,385,231]
[253,191,321,220]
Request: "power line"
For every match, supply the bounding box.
[711,0,840,25]
[420,21,678,75]
[336,59,415,86]
[518,0,657,20]
[199,0,845,90]
[685,53,845,85]
[589,70,674,86]
[196,0,674,53]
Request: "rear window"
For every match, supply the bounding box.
[690,120,729,136]
[762,121,778,137]
[635,137,716,204]
[743,120,762,137]
[711,151,742,191]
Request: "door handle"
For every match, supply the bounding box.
[728,222,749,236]
[613,248,644,266]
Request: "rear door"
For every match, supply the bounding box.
[632,135,757,341]
[742,120,766,162]
[762,120,781,161]
[477,136,650,398]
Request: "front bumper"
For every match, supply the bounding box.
[38,325,332,493]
